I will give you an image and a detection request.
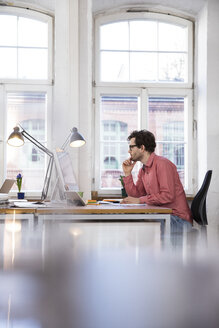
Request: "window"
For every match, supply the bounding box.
[32,148,40,162]
[0,7,53,195]
[0,7,52,81]
[99,20,188,83]
[6,91,50,192]
[101,118,129,187]
[148,97,187,184]
[95,93,140,190]
[95,12,193,195]
[96,13,192,85]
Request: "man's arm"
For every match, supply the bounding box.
[121,196,140,204]
[121,165,146,202]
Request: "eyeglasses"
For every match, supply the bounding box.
[129,144,137,150]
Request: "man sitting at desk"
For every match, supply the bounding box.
[121,129,192,230]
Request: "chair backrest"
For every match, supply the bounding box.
[191,170,212,225]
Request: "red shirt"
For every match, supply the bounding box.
[123,153,192,223]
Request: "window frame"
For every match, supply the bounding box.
[94,87,141,195]
[94,11,194,196]
[0,6,53,197]
[0,6,53,84]
[0,83,52,197]
[95,12,193,88]
[95,87,193,195]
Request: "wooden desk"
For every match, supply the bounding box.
[0,207,36,215]
[0,203,172,232]
[36,204,172,215]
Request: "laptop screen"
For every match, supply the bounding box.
[0,179,15,194]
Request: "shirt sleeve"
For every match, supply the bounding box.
[140,160,176,205]
[123,169,146,197]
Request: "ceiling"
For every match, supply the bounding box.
[0,0,206,17]
[0,0,55,13]
[92,0,206,17]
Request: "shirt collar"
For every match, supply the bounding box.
[145,152,156,168]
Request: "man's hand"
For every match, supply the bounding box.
[122,158,136,176]
[121,196,140,204]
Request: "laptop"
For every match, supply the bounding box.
[65,191,86,206]
[0,179,15,194]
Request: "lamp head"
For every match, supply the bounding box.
[7,126,24,147]
[69,127,86,148]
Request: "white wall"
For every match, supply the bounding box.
[53,0,92,199]
[78,0,93,199]
[195,0,219,225]
[53,0,80,190]
[205,0,219,224]
[196,5,208,186]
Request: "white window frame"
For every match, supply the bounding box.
[94,87,142,195]
[146,88,193,194]
[0,83,52,197]
[0,6,53,84]
[0,7,53,197]
[94,11,194,196]
[95,12,193,88]
[95,87,193,195]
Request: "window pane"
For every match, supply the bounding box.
[130,20,157,51]
[148,97,185,185]
[130,52,157,81]
[18,17,48,47]
[158,23,187,51]
[0,48,17,78]
[101,51,129,81]
[100,22,129,50]
[159,53,186,82]
[0,15,17,46]
[99,18,189,84]
[6,92,47,192]
[18,49,48,79]
[100,96,139,189]
[0,11,50,80]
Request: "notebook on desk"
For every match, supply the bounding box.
[0,179,15,194]
[65,191,86,206]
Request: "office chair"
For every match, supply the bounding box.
[191,170,212,225]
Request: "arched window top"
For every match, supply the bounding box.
[95,12,193,86]
[0,6,53,82]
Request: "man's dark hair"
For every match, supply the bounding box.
[128,130,156,153]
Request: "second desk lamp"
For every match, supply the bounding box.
[7,125,85,201]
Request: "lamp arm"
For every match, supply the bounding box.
[20,128,53,157]
[41,156,54,201]
[61,131,71,150]
[18,125,54,201]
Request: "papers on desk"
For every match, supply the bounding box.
[99,200,144,206]
[12,201,46,208]
[119,203,145,206]
[0,193,9,202]
[100,199,123,204]
[8,199,27,202]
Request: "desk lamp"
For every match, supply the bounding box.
[61,127,86,150]
[51,127,86,200]
[7,126,86,200]
[7,125,54,201]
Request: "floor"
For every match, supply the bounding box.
[0,213,219,328]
